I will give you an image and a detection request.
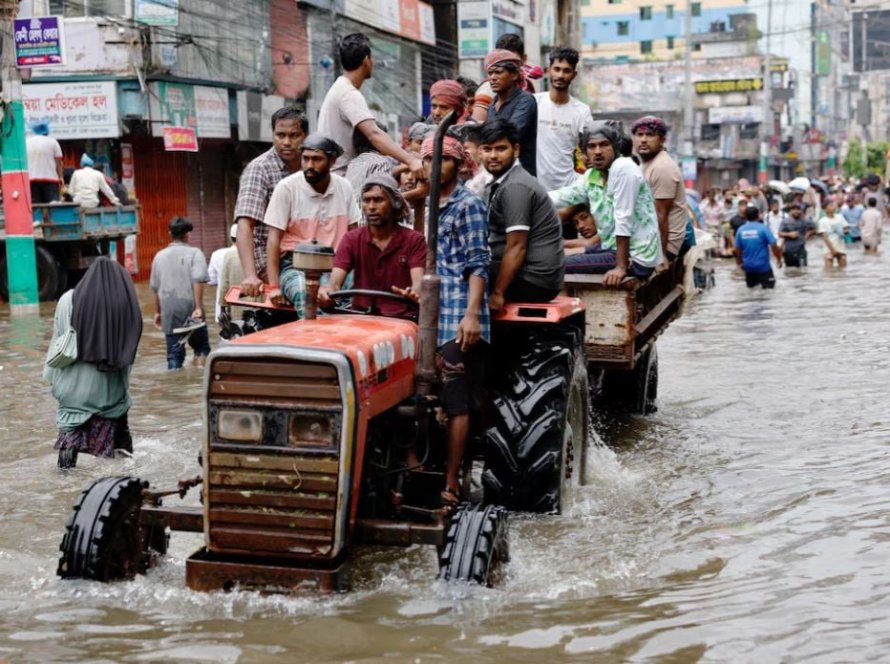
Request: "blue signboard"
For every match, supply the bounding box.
[14,16,65,68]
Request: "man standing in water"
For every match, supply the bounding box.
[150,217,211,369]
[734,206,782,288]
[235,108,308,297]
[534,47,594,191]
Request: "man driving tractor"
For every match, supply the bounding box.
[318,174,426,318]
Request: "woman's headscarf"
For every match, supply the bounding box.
[71,257,143,372]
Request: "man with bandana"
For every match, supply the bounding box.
[410,133,490,511]
[319,174,425,318]
[484,49,538,175]
[632,115,688,262]
[429,80,468,124]
[551,122,662,286]
[263,135,362,314]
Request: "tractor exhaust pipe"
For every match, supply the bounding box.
[415,110,458,397]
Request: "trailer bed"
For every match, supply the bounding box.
[563,264,685,371]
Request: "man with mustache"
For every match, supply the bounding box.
[264,135,362,314]
[550,122,662,286]
[234,107,308,297]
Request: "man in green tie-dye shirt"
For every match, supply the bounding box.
[549,121,662,287]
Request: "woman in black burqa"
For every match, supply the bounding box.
[44,257,143,468]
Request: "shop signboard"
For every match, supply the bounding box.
[135,0,179,26]
[458,0,491,59]
[163,126,198,152]
[694,78,763,95]
[150,82,230,139]
[343,0,436,45]
[709,105,764,124]
[194,86,230,138]
[14,16,64,68]
[22,81,118,139]
[236,91,288,143]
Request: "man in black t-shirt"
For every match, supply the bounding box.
[729,198,749,248]
[778,202,815,267]
[479,119,564,312]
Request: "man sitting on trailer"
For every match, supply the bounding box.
[478,119,565,311]
[550,122,662,287]
[318,174,426,318]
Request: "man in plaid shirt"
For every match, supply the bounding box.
[234,108,308,297]
[416,134,490,510]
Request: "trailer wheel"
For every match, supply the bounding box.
[0,245,66,301]
[438,503,509,586]
[602,343,659,415]
[482,331,587,513]
[57,476,164,581]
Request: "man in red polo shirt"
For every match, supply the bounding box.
[319,173,426,317]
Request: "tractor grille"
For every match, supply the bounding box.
[209,358,341,407]
[206,357,344,558]
[206,451,339,558]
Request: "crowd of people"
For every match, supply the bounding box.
[44,29,887,484]
[699,173,886,288]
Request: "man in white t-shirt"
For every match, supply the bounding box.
[534,47,594,191]
[317,32,423,180]
[26,123,64,203]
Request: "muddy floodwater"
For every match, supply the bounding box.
[2,253,890,662]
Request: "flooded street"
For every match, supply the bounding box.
[2,252,890,662]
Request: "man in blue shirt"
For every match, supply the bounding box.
[734,206,782,288]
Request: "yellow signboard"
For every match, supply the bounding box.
[694,78,764,95]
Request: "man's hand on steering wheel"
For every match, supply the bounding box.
[391,285,420,304]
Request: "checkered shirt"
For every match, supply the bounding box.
[233,148,291,280]
[435,184,491,347]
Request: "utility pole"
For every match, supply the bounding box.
[1,0,39,314]
[758,0,772,185]
[682,0,694,187]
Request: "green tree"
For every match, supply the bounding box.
[867,140,889,175]
[842,138,866,179]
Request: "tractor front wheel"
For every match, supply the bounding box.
[438,503,509,586]
[57,476,167,581]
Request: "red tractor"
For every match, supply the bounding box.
[56,117,682,591]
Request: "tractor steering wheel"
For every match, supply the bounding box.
[327,289,418,320]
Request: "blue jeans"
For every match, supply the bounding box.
[565,247,654,278]
[165,326,211,370]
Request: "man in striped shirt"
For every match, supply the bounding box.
[234,108,307,297]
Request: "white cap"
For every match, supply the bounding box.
[229,223,238,239]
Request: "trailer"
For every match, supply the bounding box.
[0,203,139,301]
[563,263,686,414]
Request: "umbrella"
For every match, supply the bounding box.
[788,176,811,193]
[810,179,830,197]
[768,180,790,196]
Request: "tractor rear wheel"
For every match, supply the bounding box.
[438,503,509,586]
[57,476,167,581]
[482,331,587,514]
[602,343,659,415]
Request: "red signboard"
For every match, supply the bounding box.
[162,126,198,152]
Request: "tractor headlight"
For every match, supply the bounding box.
[288,412,334,449]
[218,409,263,443]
